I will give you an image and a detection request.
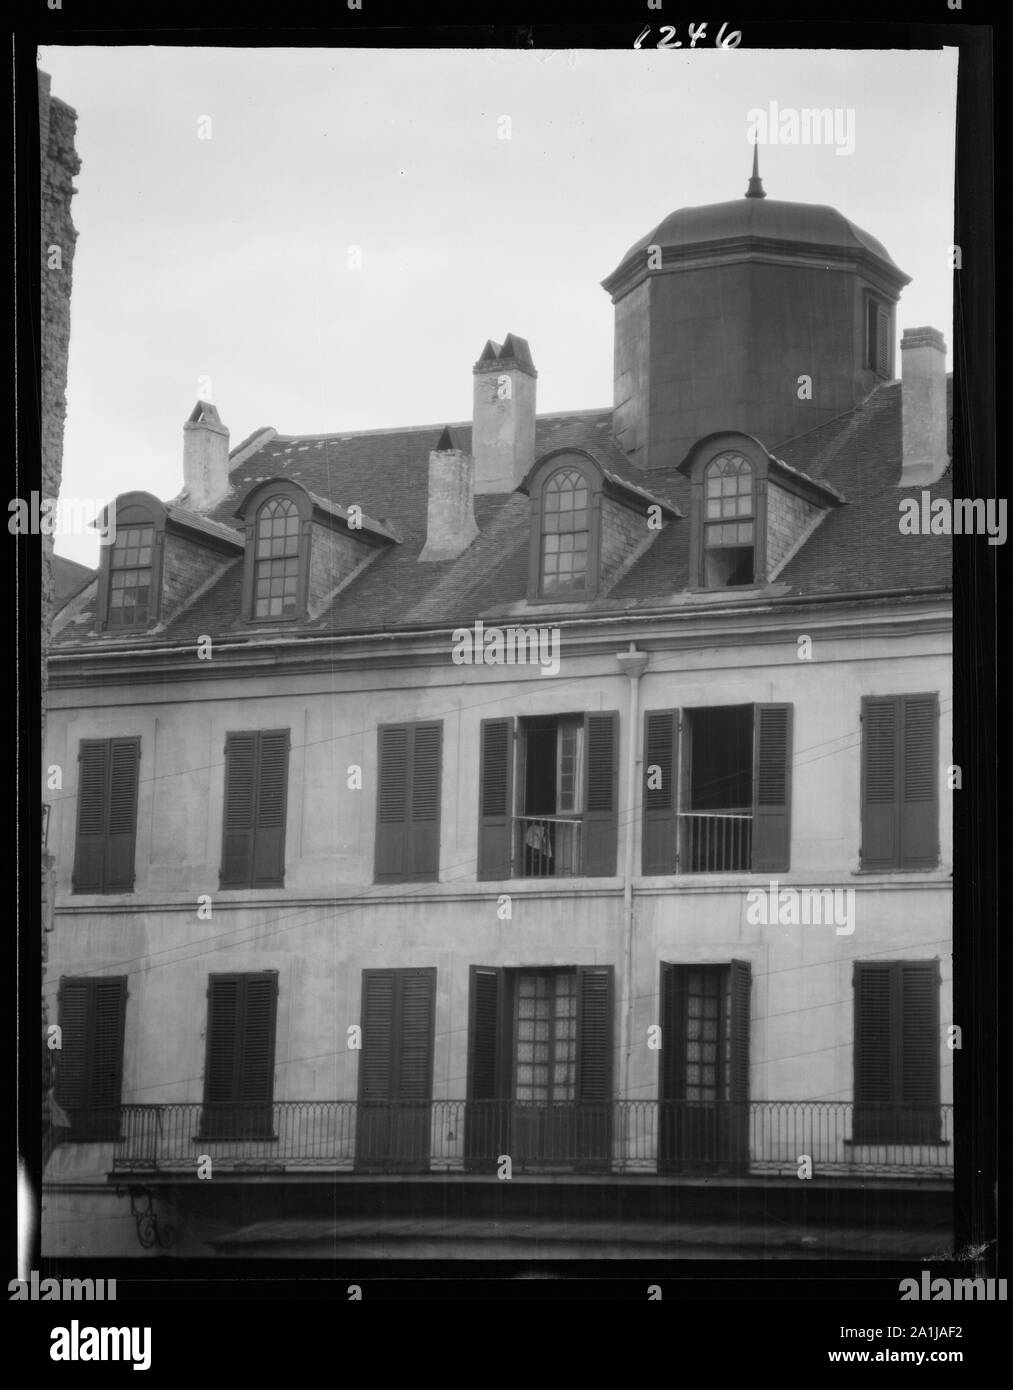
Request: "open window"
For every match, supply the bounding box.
[642,704,792,874]
[703,452,755,586]
[465,964,613,1172]
[477,712,618,879]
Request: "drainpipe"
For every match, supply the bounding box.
[614,642,649,1103]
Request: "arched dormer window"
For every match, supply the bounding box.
[96,494,166,632]
[527,453,603,603]
[235,480,313,623]
[542,467,590,595]
[703,452,755,586]
[254,495,301,618]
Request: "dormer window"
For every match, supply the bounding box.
[95,494,167,632]
[108,522,154,626]
[541,467,590,596]
[703,452,754,587]
[254,496,301,619]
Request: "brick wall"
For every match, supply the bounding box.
[600,496,647,589]
[766,482,822,575]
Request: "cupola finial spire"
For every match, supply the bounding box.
[745,140,766,199]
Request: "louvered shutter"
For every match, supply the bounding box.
[408,723,442,880]
[576,966,613,1102]
[876,307,890,376]
[221,733,257,887]
[899,961,940,1140]
[73,742,109,892]
[55,977,127,1140]
[375,725,408,881]
[854,961,895,1139]
[658,964,685,1101]
[54,980,91,1113]
[397,969,436,1101]
[643,710,678,874]
[359,971,396,1100]
[861,697,900,869]
[203,973,277,1137]
[238,974,278,1137]
[900,695,939,868]
[252,730,289,887]
[478,719,515,880]
[465,967,505,1167]
[751,704,792,872]
[582,711,619,876]
[105,739,140,891]
[728,960,751,1104]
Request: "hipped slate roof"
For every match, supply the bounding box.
[53,383,951,648]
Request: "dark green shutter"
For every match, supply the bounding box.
[728,960,751,1104]
[876,306,890,375]
[576,966,613,1102]
[73,738,140,893]
[73,742,109,893]
[203,972,277,1137]
[582,711,619,875]
[252,730,289,887]
[861,697,899,869]
[375,723,442,883]
[221,732,289,889]
[55,977,127,1140]
[221,733,257,887]
[478,719,515,880]
[105,739,140,890]
[359,971,396,1100]
[357,969,436,1170]
[900,695,939,868]
[375,725,409,881]
[854,960,939,1142]
[465,966,505,1167]
[751,704,792,872]
[659,963,685,1101]
[861,695,938,870]
[408,723,442,879]
[643,710,677,874]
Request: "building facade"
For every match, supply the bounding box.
[42,169,953,1259]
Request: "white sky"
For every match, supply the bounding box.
[39,45,958,566]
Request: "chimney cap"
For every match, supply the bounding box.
[901,326,947,353]
[434,425,460,452]
[473,333,537,377]
[185,399,228,433]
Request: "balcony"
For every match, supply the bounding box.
[108,1101,953,1179]
[513,815,583,877]
[679,810,752,872]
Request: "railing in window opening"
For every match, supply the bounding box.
[678,810,752,872]
[513,816,583,877]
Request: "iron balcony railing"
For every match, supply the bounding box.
[513,815,583,877]
[106,1101,953,1178]
[678,810,752,872]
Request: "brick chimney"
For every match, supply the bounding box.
[183,400,230,510]
[472,333,537,494]
[900,327,949,486]
[419,426,479,562]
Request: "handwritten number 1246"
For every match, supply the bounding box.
[634,23,742,49]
